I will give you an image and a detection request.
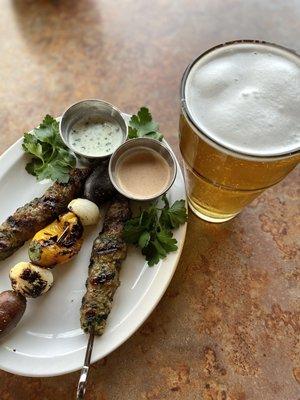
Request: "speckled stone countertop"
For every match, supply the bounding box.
[0,1,299,399]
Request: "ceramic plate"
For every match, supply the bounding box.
[0,115,187,377]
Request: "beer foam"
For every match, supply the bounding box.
[185,42,300,157]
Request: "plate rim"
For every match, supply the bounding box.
[0,131,187,377]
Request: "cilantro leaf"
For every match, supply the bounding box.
[128,107,163,141]
[157,229,178,252]
[153,238,167,257]
[34,116,56,142]
[41,114,57,127]
[142,242,161,266]
[25,158,43,175]
[22,133,44,160]
[22,114,76,183]
[123,218,145,244]
[139,207,158,230]
[138,231,151,248]
[56,147,77,167]
[160,196,188,229]
[123,195,187,266]
[33,159,73,183]
[123,207,157,244]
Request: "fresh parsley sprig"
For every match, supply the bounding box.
[22,115,76,183]
[123,195,187,266]
[128,107,163,141]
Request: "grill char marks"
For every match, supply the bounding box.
[20,268,48,298]
[0,168,91,261]
[80,196,131,335]
[91,272,116,285]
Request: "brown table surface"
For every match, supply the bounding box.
[0,1,299,399]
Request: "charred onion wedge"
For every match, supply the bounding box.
[10,262,53,298]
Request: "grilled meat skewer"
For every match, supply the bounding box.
[0,168,91,261]
[80,196,131,335]
[78,196,130,398]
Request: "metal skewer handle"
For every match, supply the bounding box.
[76,330,95,400]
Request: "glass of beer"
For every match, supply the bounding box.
[179,40,300,223]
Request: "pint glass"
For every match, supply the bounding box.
[179,41,300,222]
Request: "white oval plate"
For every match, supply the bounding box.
[0,118,186,377]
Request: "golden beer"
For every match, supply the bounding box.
[179,41,300,222]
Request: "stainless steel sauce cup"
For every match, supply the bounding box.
[59,99,127,161]
[109,137,177,201]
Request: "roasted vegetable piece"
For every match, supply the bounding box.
[0,168,91,261]
[80,196,131,335]
[68,198,101,226]
[0,290,26,338]
[84,162,116,207]
[28,212,83,268]
[10,262,53,298]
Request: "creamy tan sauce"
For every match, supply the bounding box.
[116,148,171,199]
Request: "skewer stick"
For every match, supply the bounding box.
[57,226,70,244]
[76,329,95,400]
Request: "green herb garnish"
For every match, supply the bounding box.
[123,195,187,266]
[22,115,76,183]
[128,107,163,141]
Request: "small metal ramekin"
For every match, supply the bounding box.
[59,99,128,161]
[109,137,177,201]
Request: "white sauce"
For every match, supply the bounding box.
[69,116,123,157]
